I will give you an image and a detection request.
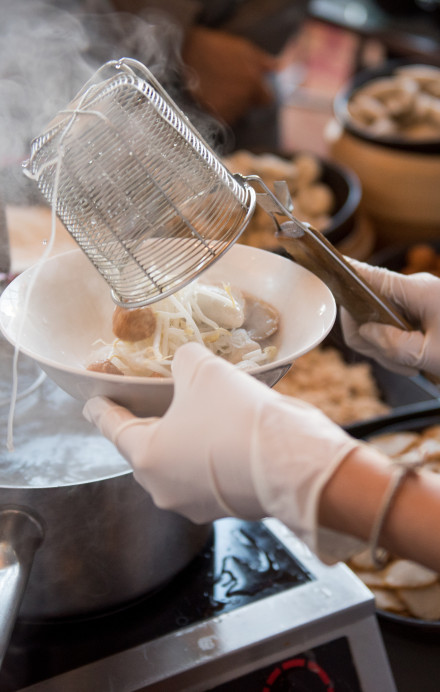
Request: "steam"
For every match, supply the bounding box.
[0,0,221,204]
[1,3,89,168]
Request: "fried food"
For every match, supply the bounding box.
[347,423,440,622]
[402,243,440,278]
[273,345,390,425]
[398,583,440,621]
[347,64,440,141]
[223,151,336,249]
[384,560,438,589]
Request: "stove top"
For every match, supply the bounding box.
[0,518,398,692]
[1,518,311,691]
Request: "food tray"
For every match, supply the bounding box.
[346,401,440,638]
[328,323,440,413]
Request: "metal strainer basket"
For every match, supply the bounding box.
[23,58,256,307]
[24,58,413,336]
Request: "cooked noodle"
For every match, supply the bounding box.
[88,281,278,377]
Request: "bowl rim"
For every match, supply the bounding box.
[320,157,362,243]
[0,245,337,384]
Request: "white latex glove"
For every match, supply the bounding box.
[83,342,361,553]
[340,259,440,377]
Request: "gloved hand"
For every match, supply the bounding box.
[83,342,361,552]
[340,259,440,377]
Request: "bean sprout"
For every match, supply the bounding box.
[88,280,278,377]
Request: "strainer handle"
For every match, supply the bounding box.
[245,174,412,330]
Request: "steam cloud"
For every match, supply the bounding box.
[0,0,211,204]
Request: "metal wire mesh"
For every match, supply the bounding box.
[24,59,255,307]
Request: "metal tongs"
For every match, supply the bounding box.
[249,178,440,388]
[246,176,412,330]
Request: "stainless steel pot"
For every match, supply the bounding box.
[0,343,211,665]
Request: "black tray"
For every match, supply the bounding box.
[369,238,440,274]
[327,322,440,414]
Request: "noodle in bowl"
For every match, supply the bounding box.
[0,244,336,416]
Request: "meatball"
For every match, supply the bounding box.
[112,305,157,342]
[87,359,124,375]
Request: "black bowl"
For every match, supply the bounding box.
[333,59,440,155]
[369,238,440,274]
[259,150,362,247]
[318,158,362,245]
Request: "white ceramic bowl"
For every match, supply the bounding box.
[0,245,336,416]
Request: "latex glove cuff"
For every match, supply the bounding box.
[252,396,362,554]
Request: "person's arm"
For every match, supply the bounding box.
[320,444,440,572]
[83,342,440,571]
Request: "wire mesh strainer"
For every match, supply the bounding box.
[23,58,256,307]
[23,57,415,338]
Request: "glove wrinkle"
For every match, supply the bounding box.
[114,417,158,439]
[211,398,267,520]
[83,396,138,443]
[208,451,243,518]
[83,343,363,558]
[250,397,361,554]
[341,261,440,378]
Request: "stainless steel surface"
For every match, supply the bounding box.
[23,58,256,308]
[0,472,210,621]
[0,339,210,659]
[0,191,10,276]
[17,520,397,692]
[0,510,43,667]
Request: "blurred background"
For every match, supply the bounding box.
[2,0,440,268]
[1,3,440,691]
